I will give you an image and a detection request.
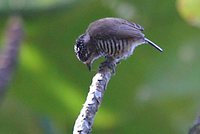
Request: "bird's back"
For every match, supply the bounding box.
[86,18,145,61]
[86,17,144,39]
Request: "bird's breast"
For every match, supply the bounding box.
[95,37,139,60]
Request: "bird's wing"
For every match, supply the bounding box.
[87,18,144,39]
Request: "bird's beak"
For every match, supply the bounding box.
[86,62,92,71]
[145,38,163,52]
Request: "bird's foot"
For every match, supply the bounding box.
[99,59,117,74]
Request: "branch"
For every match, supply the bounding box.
[189,116,200,134]
[0,16,23,100]
[73,61,117,134]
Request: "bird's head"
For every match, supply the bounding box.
[74,34,97,71]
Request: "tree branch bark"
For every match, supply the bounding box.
[189,116,200,134]
[73,61,116,134]
[0,16,23,100]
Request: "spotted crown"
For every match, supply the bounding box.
[74,34,90,62]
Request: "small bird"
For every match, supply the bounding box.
[74,17,163,71]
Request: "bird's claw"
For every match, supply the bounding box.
[99,60,117,74]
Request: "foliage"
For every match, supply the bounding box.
[0,0,200,134]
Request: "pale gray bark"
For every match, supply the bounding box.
[73,61,116,134]
[0,16,23,100]
[189,116,200,134]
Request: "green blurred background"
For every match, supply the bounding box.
[0,0,200,133]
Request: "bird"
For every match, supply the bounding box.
[74,17,163,71]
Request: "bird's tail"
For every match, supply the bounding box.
[145,38,163,52]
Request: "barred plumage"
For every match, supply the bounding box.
[95,38,134,60]
[74,17,163,70]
